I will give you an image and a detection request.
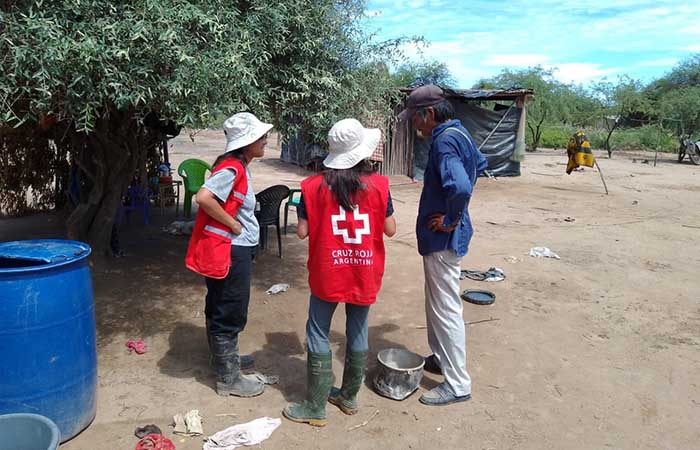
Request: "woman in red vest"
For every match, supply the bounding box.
[185,112,272,398]
[283,118,396,426]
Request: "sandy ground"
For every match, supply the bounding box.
[2,130,699,450]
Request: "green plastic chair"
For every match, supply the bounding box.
[284,189,302,234]
[178,158,212,218]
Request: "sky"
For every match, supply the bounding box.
[363,0,700,87]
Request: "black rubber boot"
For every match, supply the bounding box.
[210,334,264,397]
[207,322,254,370]
[282,351,333,426]
[328,350,367,415]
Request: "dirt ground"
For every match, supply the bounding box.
[2,130,699,450]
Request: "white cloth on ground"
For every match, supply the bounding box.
[423,250,472,397]
[203,417,281,450]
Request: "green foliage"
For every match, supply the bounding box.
[532,124,677,153]
[391,60,457,88]
[657,86,700,139]
[0,0,402,141]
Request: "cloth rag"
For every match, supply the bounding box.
[135,433,175,450]
[529,247,560,259]
[173,409,203,436]
[265,283,289,295]
[203,417,281,450]
[126,340,148,354]
[460,267,505,282]
[250,372,279,385]
[135,424,162,439]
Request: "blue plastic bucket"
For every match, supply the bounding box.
[0,413,60,450]
[0,240,97,442]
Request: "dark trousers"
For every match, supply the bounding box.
[205,245,255,336]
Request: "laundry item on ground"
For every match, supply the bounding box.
[135,424,163,439]
[173,410,203,436]
[503,256,519,264]
[135,433,176,450]
[203,417,281,450]
[250,372,279,385]
[265,283,289,295]
[126,340,148,354]
[460,267,505,282]
[529,247,560,259]
[163,220,195,236]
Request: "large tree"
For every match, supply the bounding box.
[476,66,571,151]
[391,60,457,88]
[0,0,401,254]
[591,76,649,158]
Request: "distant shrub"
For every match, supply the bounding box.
[529,124,678,152]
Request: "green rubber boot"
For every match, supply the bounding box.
[283,351,333,427]
[328,350,367,415]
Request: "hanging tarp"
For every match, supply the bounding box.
[456,102,521,177]
[412,101,522,179]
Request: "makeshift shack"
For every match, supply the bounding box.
[280,87,533,178]
[389,88,533,179]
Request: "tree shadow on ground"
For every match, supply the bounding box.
[91,220,202,345]
[156,321,212,390]
[250,236,308,291]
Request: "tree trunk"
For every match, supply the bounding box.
[605,121,618,158]
[65,109,155,256]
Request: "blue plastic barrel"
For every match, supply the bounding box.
[0,240,97,443]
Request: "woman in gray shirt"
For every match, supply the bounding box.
[194,112,271,398]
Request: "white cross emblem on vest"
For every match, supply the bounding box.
[331,205,370,244]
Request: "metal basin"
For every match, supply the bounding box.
[373,348,424,400]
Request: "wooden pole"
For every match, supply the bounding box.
[594,160,609,195]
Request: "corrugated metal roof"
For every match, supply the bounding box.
[399,87,534,101]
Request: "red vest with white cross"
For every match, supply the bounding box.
[185,158,248,279]
[301,173,389,305]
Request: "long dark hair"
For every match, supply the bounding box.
[213,149,246,168]
[322,159,375,211]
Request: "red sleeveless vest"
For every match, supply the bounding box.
[185,158,248,279]
[301,173,389,305]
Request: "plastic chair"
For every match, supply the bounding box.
[117,185,150,225]
[178,159,212,218]
[283,189,302,234]
[255,185,290,258]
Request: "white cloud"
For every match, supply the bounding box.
[547,63,620,84]
[679,26,700,35]
[637,58,678,67]
[482,54,550,67]
[365,9,383,18]
[680,44,700,52]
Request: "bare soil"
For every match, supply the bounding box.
[2,130,699,450]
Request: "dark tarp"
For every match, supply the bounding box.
[413,101,521,180]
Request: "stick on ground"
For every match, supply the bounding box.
[594,160,609,195]
[347,409,379,431]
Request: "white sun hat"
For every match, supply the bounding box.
[324,118,381,169]
[223,112,273,152]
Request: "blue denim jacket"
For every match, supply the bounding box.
[416,119,488,257]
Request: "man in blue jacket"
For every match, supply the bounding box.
[399,85,488,406]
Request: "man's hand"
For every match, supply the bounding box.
[229,219,243,235]
[428,213,456,233]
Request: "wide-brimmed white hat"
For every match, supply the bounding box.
[324,118,381,169]
[223,112,273,152]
